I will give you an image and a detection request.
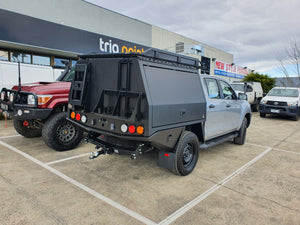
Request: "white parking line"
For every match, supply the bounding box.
[0,134,22,139]
[0,141,157,225]
[246,142,300,155]
[158,147,272,225]
[45,153,91,165]
[1,138,297,225]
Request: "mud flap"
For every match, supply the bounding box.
[158,151,176,173]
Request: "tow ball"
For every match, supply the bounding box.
[89,144,147,160]
[89,146,113,159]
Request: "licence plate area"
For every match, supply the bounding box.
[271,109,280,113]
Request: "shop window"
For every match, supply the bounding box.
[10,51,31,64]
[71,60,77,66]
[54,57,69,67]
[0,50,9,61]
[33,55,50,66]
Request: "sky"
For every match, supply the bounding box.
[86,0,300,77]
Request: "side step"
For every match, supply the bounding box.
[200,132,238,150]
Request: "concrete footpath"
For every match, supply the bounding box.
[0,113,299,225]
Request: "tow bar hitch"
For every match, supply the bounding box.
[89,146,114,159]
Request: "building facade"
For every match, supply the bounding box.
[0,0,249,89]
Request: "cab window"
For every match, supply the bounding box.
[246,85,253,92]
[204,78,220,99]
[220,81,237,100]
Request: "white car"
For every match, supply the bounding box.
[259,87,300,121]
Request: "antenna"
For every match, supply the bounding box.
[18,61,21,91]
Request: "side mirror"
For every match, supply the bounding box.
[238,93,247,100]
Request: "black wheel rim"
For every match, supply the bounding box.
[183,143,194,168]
[56,121,76,143]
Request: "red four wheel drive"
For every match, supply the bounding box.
[0,67,83,151]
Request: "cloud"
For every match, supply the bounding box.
[86,0,300,76]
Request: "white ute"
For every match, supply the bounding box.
[259,87,300,121]
[231,81,263,111]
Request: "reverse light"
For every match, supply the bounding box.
[37,95,52,105]
[128,125,136,134]
[136,126,144,135]
[70,112,76,119]
[81,115,87,123]
[76,113,81,121]
[121,124,128,133]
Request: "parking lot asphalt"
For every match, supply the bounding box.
[0,112,299,225]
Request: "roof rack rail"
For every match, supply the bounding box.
[80,48,200,68]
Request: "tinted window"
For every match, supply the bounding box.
[204,78,220,99]
[220,81,237,100]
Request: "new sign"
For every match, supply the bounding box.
[214,60,250,79]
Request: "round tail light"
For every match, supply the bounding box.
[136,126,144,135]
[75,113,81,121]
[70,112,76,119]
[128,125,136,134]
[121,124,128,133]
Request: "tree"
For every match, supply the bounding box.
[278,40,300,87]
[243,72,276,93]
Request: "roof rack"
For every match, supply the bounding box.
[80,49,200,68]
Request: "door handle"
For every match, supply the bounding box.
[226,104,231,108]
[209,104,215,108]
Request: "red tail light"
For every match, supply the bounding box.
[76,113,81,121]
[128,125,136,134]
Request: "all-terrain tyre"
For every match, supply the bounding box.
[13,119,42,138]
[174,131,200,176]
[42,112,83,151]
[251,103,259,112]
[291,113,299,121]
[233,117,248,145]
[260,112,266,118]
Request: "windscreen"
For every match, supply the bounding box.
[231,84,244,92]
[268,88,299,97]
[56,68,75,82]
[61,69,75,82]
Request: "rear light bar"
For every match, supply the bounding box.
[70,111,144,135]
